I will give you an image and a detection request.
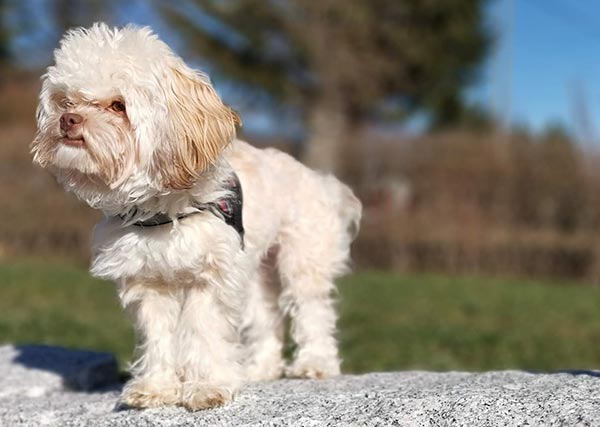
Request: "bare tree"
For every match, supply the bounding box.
[160,1,489,174]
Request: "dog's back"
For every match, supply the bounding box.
[226,139,361,271]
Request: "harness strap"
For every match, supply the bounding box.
[117,173,245,248]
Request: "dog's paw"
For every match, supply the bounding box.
[120,377,181,409]
[245,353,285,382]
[245,362,284,382]
[180,382,235,411]
[286,354,341,379]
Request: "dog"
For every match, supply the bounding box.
[31,23,361,411]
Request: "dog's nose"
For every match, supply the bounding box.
[60,113,83,132]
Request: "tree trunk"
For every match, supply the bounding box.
[302,99,348,175]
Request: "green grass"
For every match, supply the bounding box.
[339,272,600,372]
[2,258,600,373]
[0,258,134,364]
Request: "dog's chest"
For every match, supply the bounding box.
[90,215,243,283]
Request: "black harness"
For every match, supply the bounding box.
[118,174,245,248]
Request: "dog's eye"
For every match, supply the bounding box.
[109,100,126,113]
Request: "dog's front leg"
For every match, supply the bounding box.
[118,280,182,408]
[176,283,243,411]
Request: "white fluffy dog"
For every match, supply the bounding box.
[31,23,361,411]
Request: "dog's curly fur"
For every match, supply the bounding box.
[31,23,361,411]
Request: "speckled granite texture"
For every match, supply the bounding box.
[1,345,599,426]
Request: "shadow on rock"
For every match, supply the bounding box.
[13,344,123,392]
[559,370,600,379]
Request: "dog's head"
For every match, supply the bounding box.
[32,23,240,193]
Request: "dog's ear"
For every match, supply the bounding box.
[153,66,241,190]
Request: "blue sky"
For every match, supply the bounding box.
[481,0,600,139]
[13,0,600,138]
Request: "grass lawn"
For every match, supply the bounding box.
[2,258,600,373]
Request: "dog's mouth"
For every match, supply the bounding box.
[60,136,85,148]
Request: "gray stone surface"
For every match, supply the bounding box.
[0,345,119,395]
[1,345,600,426]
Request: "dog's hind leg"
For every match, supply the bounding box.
[278,176,361,379]
[241,252,285,382]
[280,272,341,379]
[277,231,345,379]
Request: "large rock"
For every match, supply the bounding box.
[1,345,599,426]
[0,345,119,396]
